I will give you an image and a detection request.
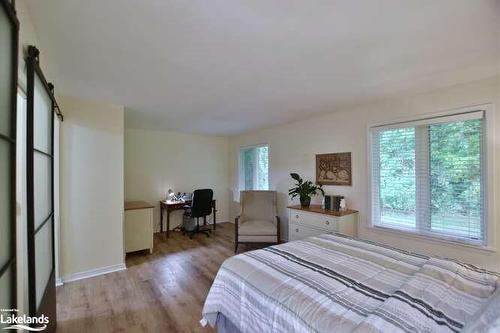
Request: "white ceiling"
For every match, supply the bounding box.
[26,0,500,135]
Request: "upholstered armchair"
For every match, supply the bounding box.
[235,190,280,253]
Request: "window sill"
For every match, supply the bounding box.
[367,224,496,253]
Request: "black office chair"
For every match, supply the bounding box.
[183,189,214,239]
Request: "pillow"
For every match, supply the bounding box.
[462,284,500,333]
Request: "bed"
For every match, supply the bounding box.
[202,233,500,333]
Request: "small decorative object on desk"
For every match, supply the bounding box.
[167,189,175,201]
[289,173,324,208]
[167,189,189,202]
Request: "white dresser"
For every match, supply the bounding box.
[124,201,154,254]
[288,205,358,241]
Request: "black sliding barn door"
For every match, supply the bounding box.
[0,0,18,325]
[26,45,57,332]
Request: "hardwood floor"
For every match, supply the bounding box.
[56,222,255,333]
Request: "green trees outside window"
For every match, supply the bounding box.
[374,114,484,243]
[240,145,269,191]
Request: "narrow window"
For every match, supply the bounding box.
[239,144,269,191]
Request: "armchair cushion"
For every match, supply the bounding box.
[238,220,277,236]
[238,235,278,243]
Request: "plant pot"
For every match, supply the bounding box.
[300,196,311,208]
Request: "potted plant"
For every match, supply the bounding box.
[288,173,325,208]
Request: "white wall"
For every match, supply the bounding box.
[125,128,229,232]
[16,0,55,91]
[229,76,500,271]
[59,96,125,279]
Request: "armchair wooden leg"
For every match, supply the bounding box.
[235,216,239,253]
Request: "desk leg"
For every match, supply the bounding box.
[160,205,163,233]
[166,210,170,238]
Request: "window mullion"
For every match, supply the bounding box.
[371,131,381,226]
[415,125,430,233]
[253,147,259,190]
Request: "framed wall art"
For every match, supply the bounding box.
[316,152,352,186]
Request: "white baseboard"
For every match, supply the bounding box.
[55,277,63,287]
[61,263,126,284]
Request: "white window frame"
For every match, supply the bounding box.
[238,143,270,192]
[367,104,495,249]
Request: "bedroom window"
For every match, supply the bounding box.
[370,110,486,245]
[239,144,269,191]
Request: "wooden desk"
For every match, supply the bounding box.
[159,199,216,238]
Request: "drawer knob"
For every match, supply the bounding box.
[295,228,299,232]
[295,214,299,219]
[325,221,330,225]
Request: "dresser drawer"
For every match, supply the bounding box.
[289,222,330,241]
[287,205,358,239]
[290,210,339,232]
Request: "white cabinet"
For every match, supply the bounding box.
[124,201,154,254]
[288,205,357,241]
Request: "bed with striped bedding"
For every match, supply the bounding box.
[201,234,500,333]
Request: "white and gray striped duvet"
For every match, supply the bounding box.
[202,234,499,333]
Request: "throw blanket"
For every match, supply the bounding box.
[202,234,499,333]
